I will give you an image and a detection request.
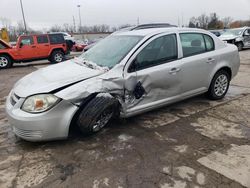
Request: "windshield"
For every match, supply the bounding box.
[80,35,143,68]
[221,29,243,36]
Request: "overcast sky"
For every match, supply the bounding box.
[0,0,250,30]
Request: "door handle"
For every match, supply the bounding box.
[31,46,36,48]
[206,58,215,64]
[169,67,181,74]
[44,44,49,46]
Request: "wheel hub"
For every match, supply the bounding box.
[214,74,228,96]
[0,57,8,67]
[92,107,113,132]
[54,54,63,62]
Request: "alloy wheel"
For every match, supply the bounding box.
[0,57,8,68]
[92,107,113,132]
[54,53,63,62]
[214,74,228,97]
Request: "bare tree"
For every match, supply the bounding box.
[222,17,233,28]
[189,17,197,28]
[0,17,12,29]
[197,14,210,29]
[63,23,75,33]
[16,21,26,35]
[49,25,62,32]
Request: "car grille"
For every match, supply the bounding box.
[10,93,20,106]
[13,127,43,138]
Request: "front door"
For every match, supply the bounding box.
[123,33,183,116]
[18,36,38,59]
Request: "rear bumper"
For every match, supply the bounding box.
[5,92,78,142]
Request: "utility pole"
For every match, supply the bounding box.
[73,16,76,33]
[20,0,27,34]
[77,5,82,33]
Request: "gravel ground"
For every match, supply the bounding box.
[0,50,250,188]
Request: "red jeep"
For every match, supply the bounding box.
[0,33,69,69]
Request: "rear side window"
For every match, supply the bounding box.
[48,34,65,44]
[180,33,206,57]
[37,35,49,44]
[20,36,34,45]
[204,35,214,51]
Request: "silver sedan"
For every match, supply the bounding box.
[6,25,240,141]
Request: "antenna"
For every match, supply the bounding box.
[182,13,184,27]
[137,17,140,25]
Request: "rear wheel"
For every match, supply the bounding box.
[77,95,118,135]
[0,55,12,69]
[49,50,65,63]
[207,70,230,100]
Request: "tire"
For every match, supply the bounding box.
[77,95,118,135]
[207,70,230,100]
[236,42,243,51]
[49,50,65,63]
[0,54,12,69]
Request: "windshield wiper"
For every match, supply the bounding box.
[75,57,109,71]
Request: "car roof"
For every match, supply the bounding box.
[19,33,65,37]
[113,27,208,37]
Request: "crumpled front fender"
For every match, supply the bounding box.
[54,64,126,104]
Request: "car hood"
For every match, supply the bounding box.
[0,39,12,49]
[13,59,105,98]
[219,34,238,41]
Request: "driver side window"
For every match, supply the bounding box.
[134,34,178,71]
[20,36,34,46]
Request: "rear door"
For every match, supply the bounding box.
[35,35,50,57]
[123,33,183,115]
[179,32,217,95]
[48,34,67,52]
[18,36,39,59]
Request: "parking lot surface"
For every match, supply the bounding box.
[0,51,250,188]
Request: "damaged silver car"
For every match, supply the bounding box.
[219,27,250,51]
[6,24,240,141]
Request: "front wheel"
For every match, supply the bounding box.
[50,50,65,63]
[0,55,12,69]
[207,70,230,100]
[77,95,118,135]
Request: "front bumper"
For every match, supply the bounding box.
[5,92,78,141]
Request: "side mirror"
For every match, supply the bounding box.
[19,42,23,48]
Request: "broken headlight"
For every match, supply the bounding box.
[21,94,60,113]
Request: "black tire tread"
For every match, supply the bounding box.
[77,96,117,135]
[49,50,64,63]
